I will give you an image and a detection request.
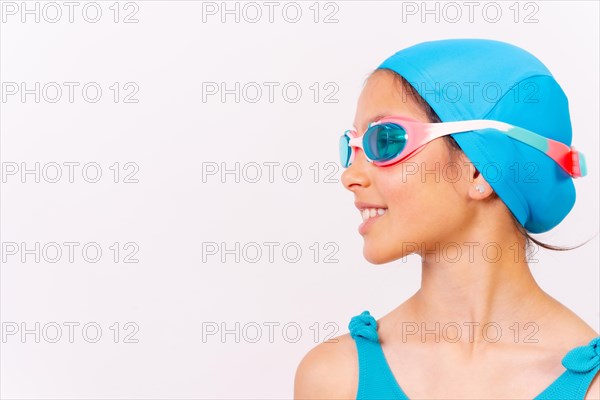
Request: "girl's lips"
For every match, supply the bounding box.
[355,201,387,210]
[358,213,384,235]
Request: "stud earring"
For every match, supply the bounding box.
[475,184,486,193]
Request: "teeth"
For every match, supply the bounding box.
[362,209,370,220]
[361,208,387,221]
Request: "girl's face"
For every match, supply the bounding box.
[341,70,473,264]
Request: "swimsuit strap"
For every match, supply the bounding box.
[349,310,379,342]
[348,310,408,399]
[535,336,600,399]
[350,311,599,400]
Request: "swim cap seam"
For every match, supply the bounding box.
[472,74,562,228]
[480,73,555,121]
[467,132,531,224]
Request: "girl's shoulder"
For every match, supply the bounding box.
[294,329,359,399]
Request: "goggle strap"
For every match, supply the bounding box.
[428,120,586,179]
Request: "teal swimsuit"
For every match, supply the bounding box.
[349,310,600,399]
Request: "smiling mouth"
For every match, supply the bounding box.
[360,208,388,222]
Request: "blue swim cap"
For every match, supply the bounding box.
[377,38,582,234]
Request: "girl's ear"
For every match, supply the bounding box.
[468,167,494,200]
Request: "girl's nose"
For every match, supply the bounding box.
[341,148,371,192]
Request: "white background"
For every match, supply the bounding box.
[1,1,598,398]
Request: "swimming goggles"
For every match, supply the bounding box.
[339,116,587,178]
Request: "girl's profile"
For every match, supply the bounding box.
[294,38,599,400]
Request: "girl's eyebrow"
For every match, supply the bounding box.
[353,113,387,131]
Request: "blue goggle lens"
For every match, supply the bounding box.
[364,123,408,162]
[339,123,408,168]
[339,134,351,167]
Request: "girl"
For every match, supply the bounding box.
[295,39,599,400]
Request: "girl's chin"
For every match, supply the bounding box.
[363,246,398,265]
